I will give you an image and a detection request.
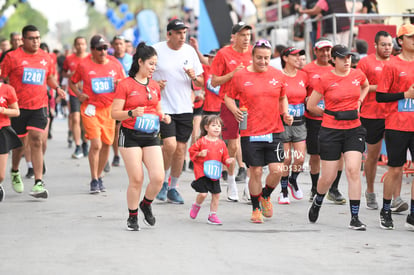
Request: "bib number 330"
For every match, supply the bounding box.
[91,77,114,94]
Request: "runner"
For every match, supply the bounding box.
[278,47,308,205]
[376,24,414,230]
[69,34,125,194]
[153,19,203,204]
[302,38,346,204]
[211,21,253,201]
[1,25,65,199]
[0,83,22,202]
[62,36,89,159]
[226,39,293,223]
[307,44,369,230]
[112,42,171,231]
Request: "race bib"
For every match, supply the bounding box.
[203,160,222,180]
[91,77,114,94]
[134,114,160,133]
[398,99,414,112]
[22,68,45,85]
[317,99,325,109]
[249,134,272,142]
[206,77,220,96]
[288,103,305,117]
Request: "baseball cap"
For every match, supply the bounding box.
[331,44,355,58]
[231,22,252,34]
[203,49,218,57]
[90,35,109,49]
[167,19,188,32]
[282,47,305,56]
[397,24,414,37]
[314,40,333,49]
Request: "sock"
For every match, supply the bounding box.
[170,176,179,189]
[315,192,325,205]
[349,200,360,217]
[27,162,33,169]
[329,170,342,192]
[228,175,236,184]
[411,199,414,215]
[383,198,391,211]
[262,184,275,198]
[289,172,300,190]
[244,176,250,190]
[310,173,319,192]
[209,211,216,216]
[280,176,288,196]
[35,179,42,185]
[128,208,138,217]
[142,196,153,206]
[11,169,19,173]
[250,193,262,210]
[164,169,171,184]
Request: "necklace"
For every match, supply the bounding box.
[133,77,152,100]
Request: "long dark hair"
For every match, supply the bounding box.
[128,42,157,78]
[199,115,223,138]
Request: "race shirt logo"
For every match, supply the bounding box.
[206,77,220,96]
[375,66,382,71]
[299,80,305,87]
[0,96,5,104]
[22,68,45,85]
[88,71,97,75]
[109,70,117,77]
[244,81,253,86]
[352,79,360,86]
[229,60,237,65]
[330,83,339,87]
[21,61,28,66]
[40,59,47,66]
[399,72,407,77]
[312,74,320,79]
[269,78,278,86]
[91,77,114,94]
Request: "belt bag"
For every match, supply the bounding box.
[324,109,358,120]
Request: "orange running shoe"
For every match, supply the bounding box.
[250,208,264,223]
[260,196,273,218]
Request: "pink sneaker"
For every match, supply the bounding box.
[190,203,200,219]
[207,213,222,225]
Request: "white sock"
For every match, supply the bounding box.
[164,169,171,183]
[170,176,179,189]
[245,176,250,190]
[27,162,33,169]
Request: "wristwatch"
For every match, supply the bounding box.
[128,110,134,118]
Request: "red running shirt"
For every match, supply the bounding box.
[314,69,367,129]
[377,56,414,132]
[71,56,125,108]
[210,45,253,99]
[0,83,18,128]
[284,70,309,117]
[202,64,222,112]
[228,67,286,136]
[114,77,161,130]
[1,47,54,109]
[301,61,333,120]
[189,136,230,180]
[63,53,90,96]
[357,53,389,119]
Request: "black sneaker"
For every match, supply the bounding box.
[139,201,156,226]
[25,167,34,179]
[405,214,414,231]
[327,189,346,204]
[235,167,247,182]
[0,185,4,202]
[380,209,394,230]
[112,155,120,167]
[309,189,316,203]
[221,170,228,181]
[127,216,140,231]
[308,199,321,223]
[349,216,367,231]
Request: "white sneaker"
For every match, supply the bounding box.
[227,183,239,202]
[288,183,303,200]
[278,192,290,204]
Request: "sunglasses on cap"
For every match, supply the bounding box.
[254,39,272,49]
[95,45,108,51]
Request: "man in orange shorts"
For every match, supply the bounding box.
[69,35,125,193]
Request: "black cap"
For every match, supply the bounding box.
[203,49,218,57]
[167,19,188,32]
[282,47,305,56]
[231,22,252,34]
[331,44,355,58]
[90,35,109,49]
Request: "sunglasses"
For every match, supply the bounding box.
[254,39,271,48]
[146,86,152,100]
[95,45,108,51]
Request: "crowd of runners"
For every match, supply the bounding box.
[0,20,413,232]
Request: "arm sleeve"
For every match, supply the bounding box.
[376,92,405,103]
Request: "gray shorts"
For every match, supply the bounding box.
[281,123,307,143]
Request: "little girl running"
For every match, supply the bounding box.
[188,115,234,225]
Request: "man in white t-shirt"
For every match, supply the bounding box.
[153,19,204,204]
